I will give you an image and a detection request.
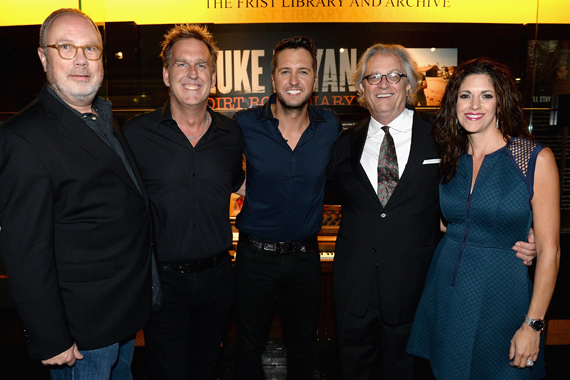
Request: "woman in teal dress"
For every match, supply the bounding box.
[406,58,560,379]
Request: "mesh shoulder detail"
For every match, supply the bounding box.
[507,137,542,178]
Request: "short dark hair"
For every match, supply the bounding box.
[160,24,218,72]
[271,36,318,75]
[39,8,101,49]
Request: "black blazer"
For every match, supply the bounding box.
[327,107,441,325]
[0,85,153,360]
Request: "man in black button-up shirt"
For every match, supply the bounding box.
[233,37,342,380]
[123,24,244,380]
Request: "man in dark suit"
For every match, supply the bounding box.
[327,44,536,380]
[0,8,152,379]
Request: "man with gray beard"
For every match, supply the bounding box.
[0,8,153,379]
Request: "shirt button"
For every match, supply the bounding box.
[380,213,386,218]
[92,116,97,120]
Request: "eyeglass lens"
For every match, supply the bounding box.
[53,44,102,60]
[367,72,403,85]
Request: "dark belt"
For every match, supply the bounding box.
[240,232,318,255]
[160,251,228,274]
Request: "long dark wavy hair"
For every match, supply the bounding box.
[433,58,532,184]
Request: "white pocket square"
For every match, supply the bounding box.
[422,158,441,164]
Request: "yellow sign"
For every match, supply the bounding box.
[1,0,568,26]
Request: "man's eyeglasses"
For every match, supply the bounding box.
[363,72,407,85]
[45,44,103,61]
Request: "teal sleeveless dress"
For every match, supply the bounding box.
[406,137,546,379]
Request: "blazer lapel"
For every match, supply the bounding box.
[383,112,431,208]
[115,127,149,202]
[46,96,143,198]
[349,117,382,205]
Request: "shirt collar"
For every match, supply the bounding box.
[158,99,174,125]
[256,93,326,127]
[46,85,112,130]
[368,107,414,137]
[46,84,111,119]
[157,99,226,132]
[91,97,113,124]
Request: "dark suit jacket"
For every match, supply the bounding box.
[0,85,152,360]
[327,106,441,325]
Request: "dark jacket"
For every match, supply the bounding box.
[0,84,153,360]
[327,107,441,324]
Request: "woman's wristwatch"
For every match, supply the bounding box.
[524,315,545,332]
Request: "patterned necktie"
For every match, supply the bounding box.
[377,126,399,207]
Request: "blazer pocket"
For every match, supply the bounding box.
[422,158,441,164]
[58,260,117,282]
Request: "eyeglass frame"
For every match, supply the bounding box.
[45,44,104,61]
[363,72,407,85]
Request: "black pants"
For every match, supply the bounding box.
[336,279,416,380]
[233,239,321,380]
[144,255,234,380]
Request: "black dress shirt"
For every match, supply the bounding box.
[123,101,244,262]
[234,94,342,242]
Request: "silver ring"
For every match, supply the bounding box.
[527,360,535,366]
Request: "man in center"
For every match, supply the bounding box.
[233,36,343,380]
